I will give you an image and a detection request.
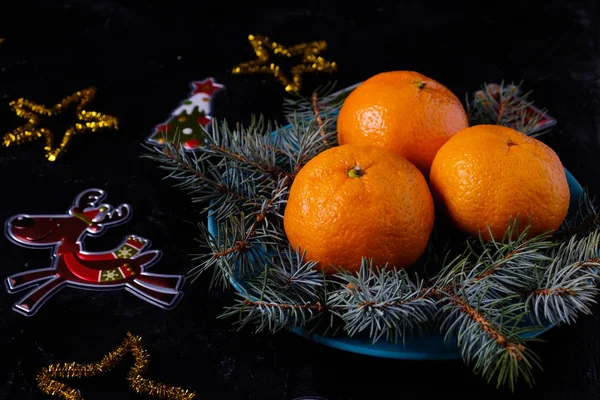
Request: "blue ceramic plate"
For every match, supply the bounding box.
[207,153,584,360]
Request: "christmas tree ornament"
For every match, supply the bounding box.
[2,87,118,161]
[4,188,185,316]
[36,331,196,400]
[231,34,338,93]
[147,78,224,150]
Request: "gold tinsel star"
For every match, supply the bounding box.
[36,332,195,400]
[2,87,118,161]
[231,34,338,93]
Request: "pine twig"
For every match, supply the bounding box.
[466,81,550,136]
[160,146,247,201]
[329,261,437,344]
[436,287,542,391]
[189,176,292,288]
[435,218,556,297]
[525,230,600,325]
[219,256,329,333]
[266,247,325,298]
[432,219,560,390]
[142,140,255,221]
[239,299,324,311]
[189,213,258,288]
[282,81,356,125]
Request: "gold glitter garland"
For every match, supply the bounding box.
[232,34,337,93]
[2,86,118,161]
[36,332,195,400]
[0,38,4,44]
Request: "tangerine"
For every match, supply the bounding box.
[429,124,570,241]
[283,144,435,274]
[336,70,469,175]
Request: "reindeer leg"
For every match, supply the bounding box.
[12,276,66,316]
[126,280,183,310]
[5,268,59,292]
[131,250,184,292]
[133,250,160,269]
[134,273,184,293]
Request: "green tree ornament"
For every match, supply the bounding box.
[147,78,224,150]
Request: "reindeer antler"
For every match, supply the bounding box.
[74,189,107,210]
[98,204,132,226]
[69,188,132,233]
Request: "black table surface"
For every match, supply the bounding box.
[1,1,599,399]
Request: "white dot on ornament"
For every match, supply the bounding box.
[182,128,193,135]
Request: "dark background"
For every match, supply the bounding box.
[0,0,599,399]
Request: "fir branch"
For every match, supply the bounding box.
[204,117,294,184]
[219,246,329,334]
[221,290,325,334]
[435,219,556,297]
[205,112,338,181]
[525,230,600,325]
[436,287,542,390]
[244,176,289,228]
[279,115,338,174]
[189,213,272,288]
[143,141,255,220]
[266,247,325,298]
[432,220,558,390]
[466,81,550,136]
[203,114,338,185]
[433,224,599,389]
[329,261,437,344]
[282,81,358,125]
[220,264,328,334]
[188,175,292,288]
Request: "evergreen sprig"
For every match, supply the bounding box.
[220,269,326,334]
[435,286,542,390]
[434,219,557,296]
[147,140,257,220]
[282,81,359,126]
[465,81,551,136]
[329,261,437,344]
[526,231,600,325]
[147,81,600,391]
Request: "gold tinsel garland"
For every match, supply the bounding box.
[36,332,195,400]
[231,34,337,93]
[3,86,118,161]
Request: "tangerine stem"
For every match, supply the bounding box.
[348,165,364,178]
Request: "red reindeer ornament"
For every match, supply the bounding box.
[4,188,185,316]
